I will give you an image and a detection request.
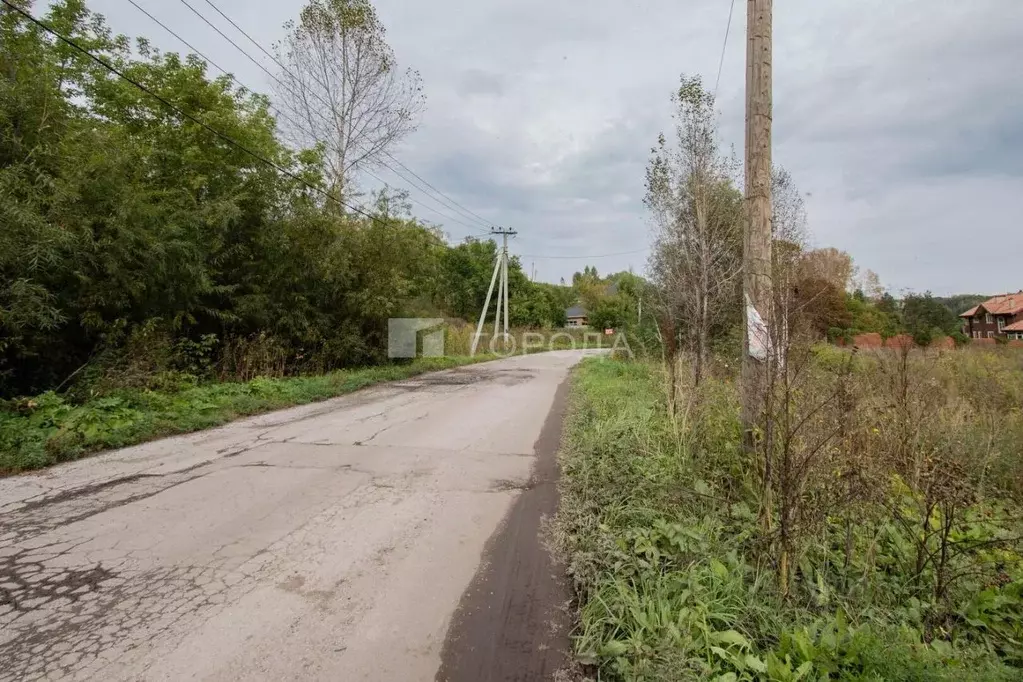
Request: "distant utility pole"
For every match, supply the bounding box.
[471,228,518,355]
[742,0,774,444]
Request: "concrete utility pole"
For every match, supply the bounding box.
[471,228,517,355]
[742,0,773,443]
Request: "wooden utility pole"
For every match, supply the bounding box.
[742,1,773,446]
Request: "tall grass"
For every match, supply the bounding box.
[0,355,494,474]
[555,351,1023,681]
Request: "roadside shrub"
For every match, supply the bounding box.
[0,355,497,473]
[218,333,290,381]
[556,354,1023,680]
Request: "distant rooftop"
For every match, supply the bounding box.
[959,292,1023,317]
[566,305,587,318]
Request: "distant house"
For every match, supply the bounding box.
[960,292,1023,340]
[565,305,588,327]
[1004,319,1023,341]
[564,281,620,328]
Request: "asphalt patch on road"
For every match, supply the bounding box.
[436,377,573,682]
[395,368,536,391]
[3,468,211,543]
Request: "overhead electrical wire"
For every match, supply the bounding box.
[713,0,738,99]
[124,0,491,236]
[365,160,492,234]
[124,0,309,140]
[0,0,411,231]
[382,151,497,229]
[127,0,305,135]
[174,0,285,91]
[516,248,649,260]
[199,0,281,68]
[187,0,498,232]
[6,0,650,267]
[127,0,231,77]
[361,166,491,235]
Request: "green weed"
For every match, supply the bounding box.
[0,355,495,474]
[555,357,1023,681]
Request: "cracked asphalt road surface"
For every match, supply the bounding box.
[0,351,595,681]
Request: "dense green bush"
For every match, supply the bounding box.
[0,354,491,473]
[1,1,579,400]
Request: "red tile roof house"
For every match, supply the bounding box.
[960,292,1023,341]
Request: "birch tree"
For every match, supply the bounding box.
[274,0,425,200]
[771,166,809,355]
[645,76,743,387]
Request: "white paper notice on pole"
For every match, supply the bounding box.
[746,294,770,362]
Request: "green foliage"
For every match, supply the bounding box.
[0,1,581,401]
[556,356,1023,681]
[0,354,494,473]
[934,294,990,318]
[950,330,970,346]
[436,239,502,321]
[435,239,574,329]
[589,295,631,331]
[961,581,1023,665]
[563,269,658,348]
[793,278,852,336]
[902,292,961,338]
[768,617,1016,681]
[826,291,995,346]
[845,294,901,338]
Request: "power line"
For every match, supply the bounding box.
[193,0,498,231]
[127,0,233,77]
[362,167,490,235]
[0,0,394,229]
[125,0,304,148]
[200,0,282,70]
[383,152,497,228]
[714,0,737,99]
[175,0,285,92]
[126,0,490,236]
[174,0,356,152]
[171,0,360,180]
[517,248,649,260]
[176,0,346,146]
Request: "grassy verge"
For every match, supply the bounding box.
[555,357,1021,681]
[1,354,500,475]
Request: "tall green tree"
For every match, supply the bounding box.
[902,292,959,342]
[0,0,578,399]
[0,1,441,395]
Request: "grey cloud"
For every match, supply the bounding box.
[455,69,508,98]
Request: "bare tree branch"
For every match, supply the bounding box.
[273,0,425,202]
[645,75,743,386]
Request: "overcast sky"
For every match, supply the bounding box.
[69,0,1022,294]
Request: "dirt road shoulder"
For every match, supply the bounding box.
[436,377,573,682]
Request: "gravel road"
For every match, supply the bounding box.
[0,350,596,681]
